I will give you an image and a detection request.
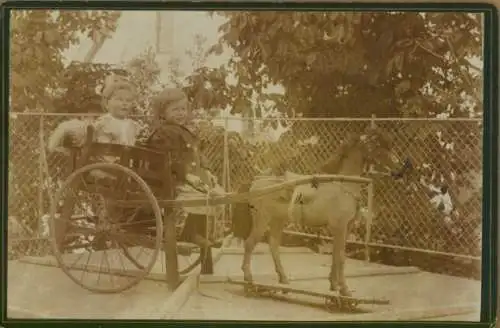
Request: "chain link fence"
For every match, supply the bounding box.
[8,113,482,271]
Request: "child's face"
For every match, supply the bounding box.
[106,89,136,118]
[163,98,190,124]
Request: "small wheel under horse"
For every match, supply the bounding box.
[324,296,342,312]
[243,284,258,296]
[339,297,359,311]
[324,294,359,312]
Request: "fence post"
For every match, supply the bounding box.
[37,115,45,237]
[222,115,232,235]
[371,113,377,128]
[365,180,374,262]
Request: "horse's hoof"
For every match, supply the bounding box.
[330,285,352,297]
[243,274,253,283]
[279,277,290,285]
[339,287,353,297]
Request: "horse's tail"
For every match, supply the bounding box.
[288,188,302,224]
[231,182,254,240]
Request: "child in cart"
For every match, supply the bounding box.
[147,87,225,274]
[48,73,140,160]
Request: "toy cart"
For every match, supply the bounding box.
[49,123,213,293]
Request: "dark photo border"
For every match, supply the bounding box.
[0,2,497,327]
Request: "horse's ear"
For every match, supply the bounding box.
[359,123,373,142]
[362,119,379,140]
[365,118,379,133]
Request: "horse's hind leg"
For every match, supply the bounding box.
[328,232,338,293]
[268,216,289,284]
[241,205,268,283]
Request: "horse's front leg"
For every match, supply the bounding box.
[335,229,351,296]
[241,205,268,282]
[268,215,289,284]
[329,224,351,296]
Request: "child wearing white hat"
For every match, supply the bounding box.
[48,73,140,161]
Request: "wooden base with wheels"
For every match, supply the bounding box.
[227,278,390,312]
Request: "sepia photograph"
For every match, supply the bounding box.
[6,7,487,321]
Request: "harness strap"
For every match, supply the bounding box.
[294,183,363,230]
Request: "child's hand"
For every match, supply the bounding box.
[186,174,203,186]
[49,119,87,151]
[67,130,80,146]
[62,129,81,148]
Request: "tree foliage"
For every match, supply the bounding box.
[10,9,121,112]
[54,47,161,115]
[9,10,121,238]
[187,12,482,119]
[125,47,162,114]
[54,62,125,113]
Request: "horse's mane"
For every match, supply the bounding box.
[319,134,362,174]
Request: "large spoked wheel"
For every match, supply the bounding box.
[49,162,163,293]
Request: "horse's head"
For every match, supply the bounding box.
[359,121,410,179]
[322,121,410,179]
